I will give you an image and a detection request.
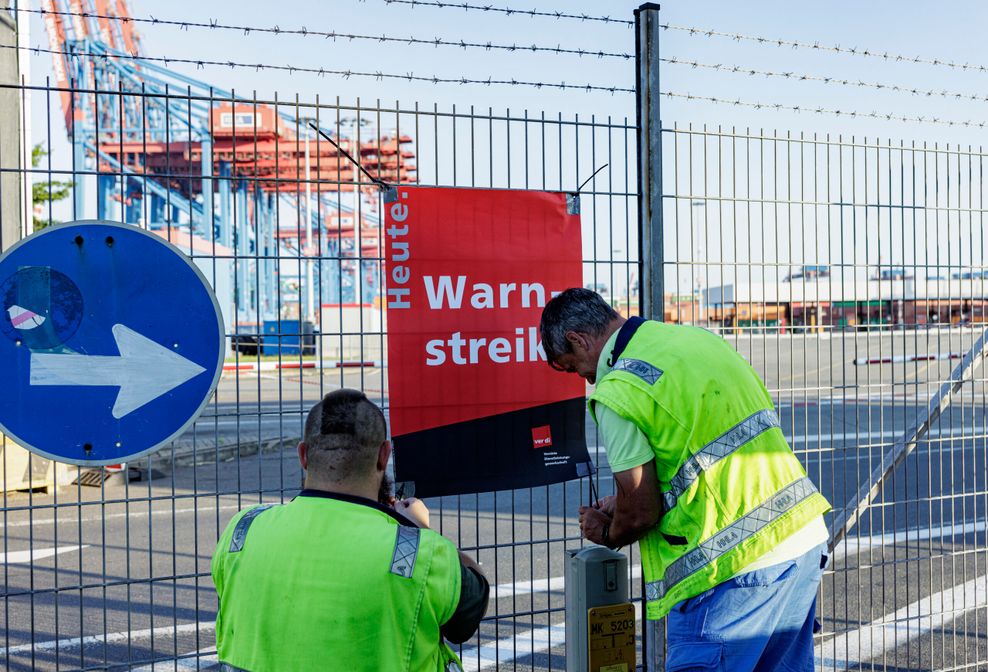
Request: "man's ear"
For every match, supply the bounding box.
[297,441,308,470]
[377,440,392,473]
[565,331,587,352]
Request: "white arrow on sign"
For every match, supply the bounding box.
[29,324,207,418]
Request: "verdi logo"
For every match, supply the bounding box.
[531,425,552,449]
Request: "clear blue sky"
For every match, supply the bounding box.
[28,0,988,143]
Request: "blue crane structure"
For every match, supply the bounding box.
[39,0,416,330]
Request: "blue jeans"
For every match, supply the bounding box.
[665,542,827,672]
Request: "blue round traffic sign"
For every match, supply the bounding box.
[0,221,225,466]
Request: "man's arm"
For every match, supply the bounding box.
[395,498,490,643]
[580,459,662,548]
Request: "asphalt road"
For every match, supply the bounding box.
[2,329,986,671]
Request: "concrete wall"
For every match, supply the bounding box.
[0,6,21,252]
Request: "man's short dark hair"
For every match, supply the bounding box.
[540,288,619,365]
[303,389,387,480]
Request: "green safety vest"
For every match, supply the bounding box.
[589,321,831,619]
[211,492,464,671]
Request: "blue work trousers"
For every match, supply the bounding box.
[665,542,827,672]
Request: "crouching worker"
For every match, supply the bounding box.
[211,389,489,672]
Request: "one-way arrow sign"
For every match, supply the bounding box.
[29,324,207,419]
[0,221,225,466]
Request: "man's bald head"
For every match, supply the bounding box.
[302,389,387,484]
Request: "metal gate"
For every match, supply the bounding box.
[660,121,988,671]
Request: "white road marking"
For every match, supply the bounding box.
[0,545,88,564]
[0,621,215,656]
[14,515,981,666]
[832,520,987,560]
[816,573,988,670]
[0,504,243,530]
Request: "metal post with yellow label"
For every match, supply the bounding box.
[565,546,632,671]
[588,602,637,672]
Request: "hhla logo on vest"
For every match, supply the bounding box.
[531,425,553,449]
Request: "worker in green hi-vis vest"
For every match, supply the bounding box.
[540,288,831,672]
[211,389,489,672]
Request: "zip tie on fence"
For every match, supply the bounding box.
[12,42,635,94]
[25,6,632,60]
[663,56,988,105]
[374,0,634,26]
[662,91,986,129]
[662,22,988,74]
[577,164,608,193]
[308,122,391,191]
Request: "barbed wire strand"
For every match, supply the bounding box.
[662,22,987,74]
[15,42,988,128]
[664,56,988,105]
[369,1,988,76]
[373,0,633,26]
[663,91,986,129]
[15,42,635,94]
[29,5,984,77]
[24,5,632,60]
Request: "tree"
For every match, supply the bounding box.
[32,144,73,231]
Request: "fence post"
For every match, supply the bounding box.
[636,2,663,324]
[635,4,665,671]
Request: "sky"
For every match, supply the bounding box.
[19,0,988,296]
[24,0,988,142]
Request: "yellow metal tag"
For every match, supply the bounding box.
[587,602,636,672]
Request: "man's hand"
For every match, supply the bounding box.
[578,505,612,546]
[395,497,430,529]
[593,495,617,517]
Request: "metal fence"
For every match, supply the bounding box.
[1,16,987,672]
[0,80,638,671]
[663,124,988,671]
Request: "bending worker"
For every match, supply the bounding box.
[211,389,489,671]
[541,288,830,672]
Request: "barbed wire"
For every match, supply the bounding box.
[15,41,988,129]
[662,22,987,74]
[15,42,635,94]
[374,0,633,26]
[23,5,631,60]
[663,91,987,129]
[664,57,988,105]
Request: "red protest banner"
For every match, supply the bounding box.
[385,186,590,497]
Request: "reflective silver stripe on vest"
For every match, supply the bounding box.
[390,525,421,578]
[663,409,781,512]
[228,504,275,553]
[646,476,819,602]
[220,664,249,672]
[611,358,664,385]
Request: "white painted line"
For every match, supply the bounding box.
[129,652,218,671]
[0,544,88,564]
[0,504,242,530]
[14,515,981,665]
[0,621,215,656]
[492,565,642,600]
[831,520,987,560]
[816,573,988,670]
